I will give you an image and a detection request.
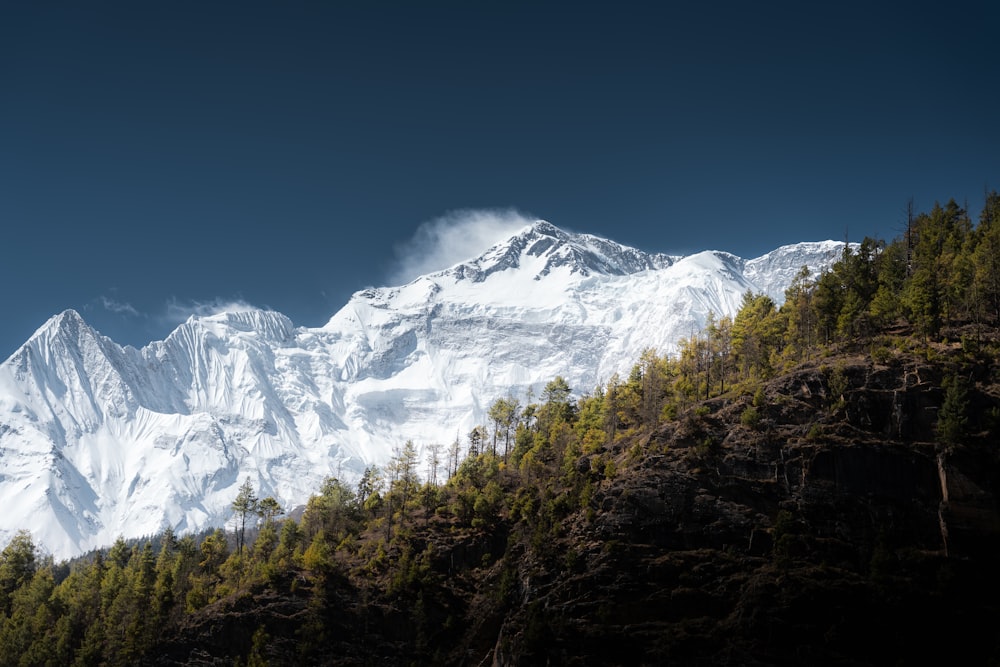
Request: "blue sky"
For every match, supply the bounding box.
[1,1,997,359]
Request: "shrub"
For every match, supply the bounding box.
[740,406,761,429]
[871,345,892,365]
[695,436,718,457]
[827,363,848,398]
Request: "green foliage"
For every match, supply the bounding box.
[827,362,849,411]
[232,478,259,556]
[871,344,892,365]
[732,291,783,381]
[0,530,37,615]
[772,510,803,568]
[467,424,488,457]
[243,625,270,667]
[780,266,816,363]
[599,455,617,480]
[257,496,283,525]
[302,530,333,575]
[200,529,230,572]
[574,390,608,454]
[937,374,970,445]
[971,191,1000,324]
[357,465,385,519]
[302,476,360,542]
[740,406,761,429]
[535,376,576,435]
[488,396,522,460]
[0,567,58,665]
[472,481,504,528]
[869,240,907,327]
[694,436,718,458]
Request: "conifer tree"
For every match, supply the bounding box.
[468,425,487,457]
[971,190,1000,324]
[488,397,521,461]
[258,496,284,526]
[937,375,970,445]
[0,530,37,616]
[232,478,259,556]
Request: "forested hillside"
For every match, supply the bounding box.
[2,195,999,666]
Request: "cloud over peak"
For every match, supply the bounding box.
[388,208,537,285]
[163,298,264,327]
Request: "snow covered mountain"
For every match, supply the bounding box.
[0,221,845,559]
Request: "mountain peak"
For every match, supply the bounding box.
[444,220,675,283]
[20,309,99,353]
[526,219,564,237]
[45,308,85,331]
[200,309,295,341]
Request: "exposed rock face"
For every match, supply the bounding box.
[471,354,1000,666]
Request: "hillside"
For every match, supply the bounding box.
[132,334,1000,666]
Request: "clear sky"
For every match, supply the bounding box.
[2,1,997,359]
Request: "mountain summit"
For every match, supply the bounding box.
[0,223,845,558]
[443,220,677,283]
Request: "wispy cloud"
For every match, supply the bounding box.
[161,297,262,327]
[387,208,537,285]
[98,296,140,317]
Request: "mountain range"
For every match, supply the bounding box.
[0,221,846,559]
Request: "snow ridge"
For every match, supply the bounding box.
[0,222,846,558]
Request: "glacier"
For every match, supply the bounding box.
[0,221,846,559]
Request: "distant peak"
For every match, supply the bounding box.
[34,309,89,338]
[527,220,563,236]
[54,309,85,325]
[440,219,674,284]
[4,308,116,372]
[180,308,295,342]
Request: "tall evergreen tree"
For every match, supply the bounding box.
[232,478,259,556]
[971,190,1000,324]
[937,375,970,445]
[0,531,37,616]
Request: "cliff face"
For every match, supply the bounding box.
[478,350,999,666]
[146,344,1000,666]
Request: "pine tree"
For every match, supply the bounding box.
[468,425,487,458]
[0,530,37,615]
[357,465,384,517]
[258,497,284,526]
[425,443,442,485]
[971,190,1000,324]
[232,478,259,556]
[488,397,521,461]
[937,375,970,445]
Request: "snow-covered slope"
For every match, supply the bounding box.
[0,221,845,558]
